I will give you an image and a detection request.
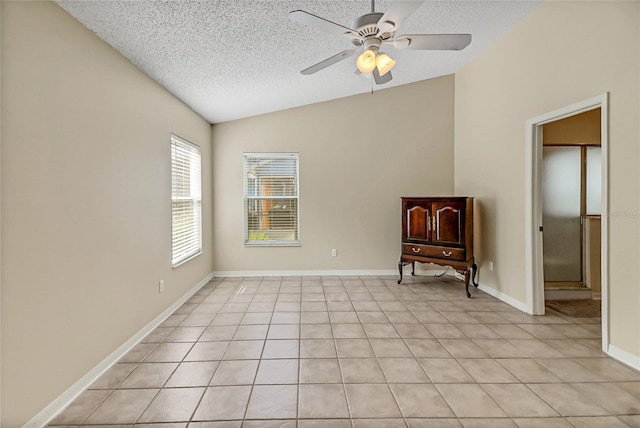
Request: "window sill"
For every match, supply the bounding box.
[172,250,202,268]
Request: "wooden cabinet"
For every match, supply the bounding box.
[398,197,478,297]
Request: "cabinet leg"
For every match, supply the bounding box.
[411,261,415,276]
[471,263,479,288]
[397,261,404,284]
[464,269,471,298]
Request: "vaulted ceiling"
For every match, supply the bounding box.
[54,1,541,124]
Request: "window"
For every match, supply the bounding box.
[244,153,299,246]
[171,135,202,266]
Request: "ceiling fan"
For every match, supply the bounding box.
[289,0,471,84]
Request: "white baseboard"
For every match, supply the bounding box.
[23,272,214,428]
[476,281,529,313]
[607,344,640,372]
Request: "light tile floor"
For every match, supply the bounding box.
[48,275,640,427]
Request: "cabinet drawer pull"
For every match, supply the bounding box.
[442,250,452,257]
[411,247,421,253]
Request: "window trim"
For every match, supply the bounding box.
[243,152,300,247]
[171,134,202,267]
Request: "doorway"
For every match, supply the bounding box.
[524,93,609,351]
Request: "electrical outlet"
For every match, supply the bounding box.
[159,280,165,293]
[488,262,494,271]
[331,249,337,257]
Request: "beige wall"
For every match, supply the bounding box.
[212,76,455,272]
[455,2,639,359]
[1,1,213,426]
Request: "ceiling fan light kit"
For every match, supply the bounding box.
[289,0,472,85]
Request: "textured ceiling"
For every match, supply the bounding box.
[54,0,541,124]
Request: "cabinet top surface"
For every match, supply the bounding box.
[401,196,473,200]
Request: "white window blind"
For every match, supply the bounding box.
[244,153,299,246]
[171,135,202,266]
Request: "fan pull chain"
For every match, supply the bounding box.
[371,0,375,13]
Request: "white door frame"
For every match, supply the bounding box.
[524,93,609,350]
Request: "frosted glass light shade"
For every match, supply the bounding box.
[356,49,376,73]
[376,53,396,76]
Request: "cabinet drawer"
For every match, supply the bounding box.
[402,244,465,261]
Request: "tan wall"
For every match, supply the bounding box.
[1,1,213,426]
[543,108,601,146]
[212,76,455,272]
[455,2,639,358]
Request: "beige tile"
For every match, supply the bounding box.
[543,339,604,357]
[329,311,360,323]
[487,324,535,340]
[390,383,454,417]
[185,341,230,361]
[535,358,607,382]
[160,314,187,328]
[516,324,567,339]
[118,362,177,388]
[267,324,299,340]
[507,339,565,358]
[211,313,244,326]
[370,338,413,357]
[274,302,301,312]
[138,387,204,422]
[459,419,517,427]
[246,302,275,313]
[300,339,337,358]
[473,339,528,358]
[243,420,296,428]
[49,389,110,425]
[240,312,272,325]
[199,325,238,341]
[481,384,558,417]
[414,311,450,323]
[327,302,354,312]
[271,312,301,324]
[144,342,193,362]
[616,381,640,399]
[300,323,333,339]
[352,419,407,427]
[298,384,350,418]
[394,323,433,338]
[135,423,188,428]
[436,384,506,418]
[299,359,342,383]
[245,385,298,419]
[165,326,205,342]
[332,323,366,338]
[574,357,640,381]
[89,363,137,389]
[418,358,475,383]
[570,382,640,414]
[119,343,158,363]
[84,389,158,424]
[232,324,269,340]
[222,340,264,360]
[378,357,430,383]
[298,420,351,428]
[385,312,421,324]
[192,386,251,420]
[512,418,574,427]
[457,359,519,383]
[407,418,462,427]
[335,339,375,358]
[345,384,402,418]
[526,383,609,416]
[255,359,298,384]
[565,417,631,427]
[262,339,299,359]
[439,339,490,358]
[496,359,563,383]
[618,415,640,428]
[210,360,258,385]
[358,312,389,323]
[425,323,467,339]
[340,358,386,383]
[165,361,218,387]
[142,327,175,343]
[363,323,399,338]
[405,338,451,358]
[301,301,328,312]
[300,311,329,323]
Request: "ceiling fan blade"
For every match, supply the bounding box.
[289,10,359,39]
[377,1,424,34]
[393,34,472,50]
[301,49,356,75]
[373,68,393,85]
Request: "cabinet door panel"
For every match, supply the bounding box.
[433,201,464,245]
[406,205,430,241]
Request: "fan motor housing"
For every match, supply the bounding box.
[351,12,395,43]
